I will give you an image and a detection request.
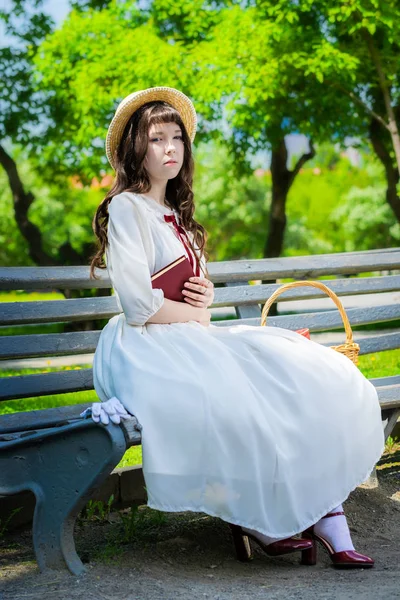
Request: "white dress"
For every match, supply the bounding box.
[93,191,384,538]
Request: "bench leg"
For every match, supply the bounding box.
[383,408,400,441]
[0,420,127,575]
[33,488,85,575]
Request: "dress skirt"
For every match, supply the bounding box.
[93,315,384,538]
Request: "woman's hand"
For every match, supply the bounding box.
[182,277,214,308]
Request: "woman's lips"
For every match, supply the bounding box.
[164,161,177,165]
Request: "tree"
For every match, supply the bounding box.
[32,0,400,262]
[0,150,106,267]
[0,0,98,265]
[0,1,58,264]
[259,0,400,224]
[182,4,353,257]
[32,4,185,179]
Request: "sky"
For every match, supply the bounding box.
[1,0,311,164]
[0,0,70,45]
[41,0,70,24]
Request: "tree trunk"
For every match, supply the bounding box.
[263,137,316,259]
[0,143,95,265]
[369,119,400,224]
[363,31,400,175]
[264,140,290,258]
[261,137,315,318]
[0,144,108,331]
[0,144,57,265]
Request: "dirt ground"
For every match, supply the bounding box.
[1,454,399,600]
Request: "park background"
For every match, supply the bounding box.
[1,0,400,465]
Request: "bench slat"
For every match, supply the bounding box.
[0,296,119,326]
[376,385,400,409]
[2,275,400,325]
[1,328,400,362]
[0,403,90,434]
[0,267,111,290]
[217,303,400,330]
[1,325,399,364]
[1,368,398,409]
[369,375,400,387]
[0,368,94,401]
[1,251,399,289]
[215,275,400,307]
[321,332,400,354]
[0,331,101,359]
[209,252,400,283]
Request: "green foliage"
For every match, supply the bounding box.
[82,494,114,522]
[151,0,226,43]
[384,436,399,455]
[285,146,399,255]
[119,505,166,543]
[0,140,396,266]
[0,0,54,144]
[0,147,103,266]
[332,185,400,252]
[258,0,400,166]
[358,349,400,380]
[30,0,364,178]
[194,141,270,260]
[0,291,65,302]
[117,446,142,468]
[19,0,400,263]
[32,3,187,178]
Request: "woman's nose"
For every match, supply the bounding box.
[165,140,176,152]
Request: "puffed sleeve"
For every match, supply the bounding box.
[106,193,164,326]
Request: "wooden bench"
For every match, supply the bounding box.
[1,248,400,575]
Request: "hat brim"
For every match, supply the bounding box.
[106,87,197,169]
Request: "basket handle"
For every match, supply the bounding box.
[261,280,355,345]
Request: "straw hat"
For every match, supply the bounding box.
[105,86,197,169]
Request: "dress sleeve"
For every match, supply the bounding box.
[106,193,164,326]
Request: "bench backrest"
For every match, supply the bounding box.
[1,249,400,405]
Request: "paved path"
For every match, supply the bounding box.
[1,472,399,600]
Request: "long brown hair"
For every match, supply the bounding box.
[90,100,208,278]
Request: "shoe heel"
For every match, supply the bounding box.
[229,524,253,562]
[301,539,317,566]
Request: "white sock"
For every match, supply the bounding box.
[242,526,280,546]
[314,504,355,553]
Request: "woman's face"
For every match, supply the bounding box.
[144,121,184,182]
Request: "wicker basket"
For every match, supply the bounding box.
[261,280,360,366]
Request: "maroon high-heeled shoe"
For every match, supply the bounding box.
[229,524,313,562]
[301,511,374,568]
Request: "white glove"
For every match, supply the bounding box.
[80,397,133,425]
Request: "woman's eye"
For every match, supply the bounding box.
[150,136,183,142]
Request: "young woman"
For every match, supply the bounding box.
[89,86,384,567]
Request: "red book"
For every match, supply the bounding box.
[151,255,195,302]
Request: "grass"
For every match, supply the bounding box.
[357,349,400,379]
[0,291,65,303]
[0,324,66,337]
